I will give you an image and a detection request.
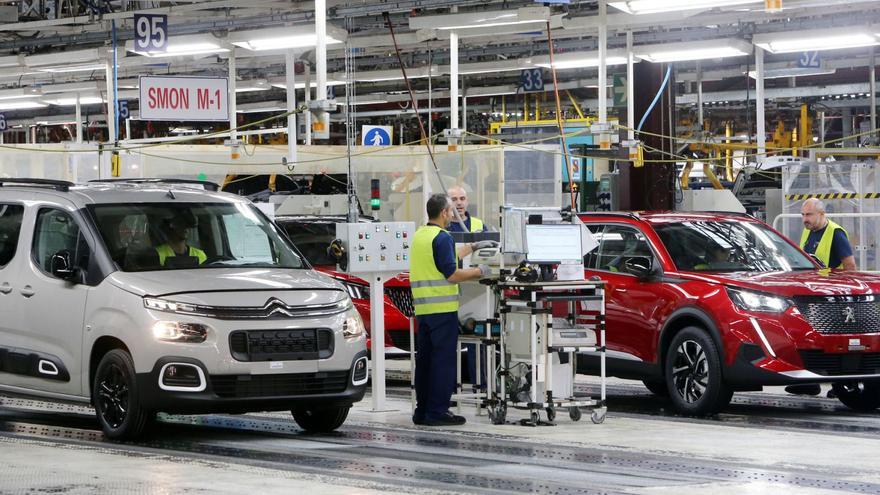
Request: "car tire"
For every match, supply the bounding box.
[642,379,669,397]
[93,349,150,440]
[292,405,350,433]
[832,381,880,412]
[665,326,733,415]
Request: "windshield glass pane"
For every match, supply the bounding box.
[653,220,814,272]
[277,221,336,266]
[90,203,305,271]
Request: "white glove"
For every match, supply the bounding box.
[478,264,492,279]
[472,240,500,250]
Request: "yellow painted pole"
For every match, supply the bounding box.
[502,95,507,123]
[725,122,733,182]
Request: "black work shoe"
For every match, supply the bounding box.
[412,414,425,425]
[785,384,822,396]
[423,412,466,426]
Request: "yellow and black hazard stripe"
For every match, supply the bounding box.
[785,193,880,200]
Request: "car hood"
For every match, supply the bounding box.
[313,265,410,287]
[109,268,347,306]
[677,269,880,298]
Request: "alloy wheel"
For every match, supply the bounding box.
[672,339,709,404]
[97,363,129,428]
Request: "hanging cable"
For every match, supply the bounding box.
[546,21,577,210]
[637,64,671,132]
[383,11,467,231]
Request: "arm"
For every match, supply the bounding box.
[447,266,483,283]
[833,230,857,271]
[457,242,474,258]
[841,255,857,271]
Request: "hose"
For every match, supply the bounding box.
[637,65,672,132]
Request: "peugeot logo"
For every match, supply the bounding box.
[843,306,856,324]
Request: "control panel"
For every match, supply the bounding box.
[336,222,415,273]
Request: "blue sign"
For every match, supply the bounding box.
[134,13,168,53]
[362,125,392,146]
[117,100,129,120]
[0,113,6,132]
[521,68,544,93]
[798,51,820,69]
[536,0,570,3]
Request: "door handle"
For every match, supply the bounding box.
[20,285,35,298]
[0,283,11,294]
[613,287,627,293]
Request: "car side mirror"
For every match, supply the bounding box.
[625,256,658,280]
[50,250,78,281]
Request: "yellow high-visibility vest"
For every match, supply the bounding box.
[469,216,484,232]
[410,225,459,315]
[800,219,848,269]
[155,244,207,266]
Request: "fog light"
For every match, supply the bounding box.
[159,363,206,391]
[352,357,368,385]
[152,321,209,343]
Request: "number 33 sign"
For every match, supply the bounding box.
[134,13,168,53]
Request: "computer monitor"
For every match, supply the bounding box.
[525,224,583,264]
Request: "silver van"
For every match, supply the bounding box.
[0,178,368,439]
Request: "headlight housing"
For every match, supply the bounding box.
[152,321,209,343]
[727,288,790,313]
[343,309,366,339]
[144,297,198,315]
[340,280,370,301]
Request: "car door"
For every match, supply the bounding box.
[587,224,665,363]
[13,204,92,396]
[0,202,26,356]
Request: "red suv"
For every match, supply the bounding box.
[576,211,880,415]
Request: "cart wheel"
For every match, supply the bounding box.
[591,408,607,424]
[530,410,540,425]
[569,407,582,422]
[489,402,507,425]
[545,407,556,422]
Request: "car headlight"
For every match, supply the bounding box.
[152,321,209,343]
[343,309,365,339]
[727,288,790,313]
[341,281,370,300]
[144,297,198,315]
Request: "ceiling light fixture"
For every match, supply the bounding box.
[0,100,49,110]
[609,0,761,15]
[533,50,630,69]
[0,88,41,100]
[635,39,751,63]
[409,6,550,31]
[43,95,106,106]
[39,63,107,73]
[235,79,271,92]
[230,25,346,52]
[753,28,880,54]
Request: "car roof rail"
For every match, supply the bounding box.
[699,210,756,219]
[89,178,220,192]
[0,178,75,192]
[576,211,641,220]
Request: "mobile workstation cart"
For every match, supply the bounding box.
[488,278,606,426]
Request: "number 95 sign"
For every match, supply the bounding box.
[134,13,167,53]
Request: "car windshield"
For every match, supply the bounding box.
[653,220,815,272]
[277,220,336,266]
[89,202,305,271]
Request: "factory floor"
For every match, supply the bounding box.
[2,370,878,495]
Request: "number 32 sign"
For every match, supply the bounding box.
[134,13,168,53]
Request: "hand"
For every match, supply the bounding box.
[478,264,492,279]
[472,240,500,250]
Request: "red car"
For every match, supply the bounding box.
[275,215,414,353]
[576,211,880,414]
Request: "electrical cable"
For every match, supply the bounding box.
[383,11,467,231]
[545,20,577,211]
[637,65,671,132]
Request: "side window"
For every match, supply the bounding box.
[32,209,89,277]
[0,204,24,268]
[596,225,654,275]
[583,224,604,269]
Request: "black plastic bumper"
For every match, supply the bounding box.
[137,351,368,414]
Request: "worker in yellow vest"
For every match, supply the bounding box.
[799,198,855,271]
[411,193,493,426]
[447,185,487,233]
[155,212,207,267]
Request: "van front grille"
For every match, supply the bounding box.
[210,371,349,398]
[229,329,334,361]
